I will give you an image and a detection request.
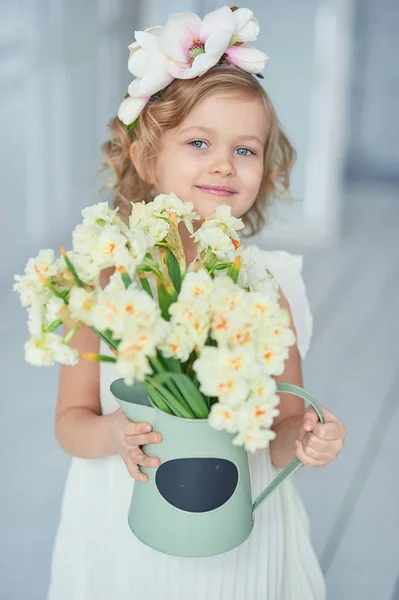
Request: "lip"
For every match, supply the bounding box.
[196,184,238,196]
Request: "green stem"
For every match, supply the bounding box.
[46,319,62,333]
[90,326,119,351]
[63,326,78,344]
[61,251,85,288]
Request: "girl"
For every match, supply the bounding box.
[48,7,346,600]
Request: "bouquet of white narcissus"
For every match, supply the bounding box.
[14,193,296,451]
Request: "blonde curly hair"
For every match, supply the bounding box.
[101,66,296,237]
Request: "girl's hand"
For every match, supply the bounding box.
[109,408,163,482]
[295,406,346,467]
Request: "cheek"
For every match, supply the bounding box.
[241,160,264,191]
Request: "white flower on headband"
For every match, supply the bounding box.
[118,5,269,127]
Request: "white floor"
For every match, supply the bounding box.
[1,181,398,600]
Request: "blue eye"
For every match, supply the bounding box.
[236,147,254,156]
[189,140,208,149]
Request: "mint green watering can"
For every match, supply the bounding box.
[110,379,324,558]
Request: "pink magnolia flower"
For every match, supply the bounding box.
[127,26,174,97]
[117,6,269,126]
[225,45,268,74]
[160,6,237,79]
[231,7,260,42]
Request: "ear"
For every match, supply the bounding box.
[129,141,154,185]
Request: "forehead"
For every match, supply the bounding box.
[177,91,269,143]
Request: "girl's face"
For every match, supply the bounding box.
[149,91,269,221]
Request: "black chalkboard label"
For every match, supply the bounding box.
[155,457,239,513]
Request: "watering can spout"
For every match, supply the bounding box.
[110,379,156,426]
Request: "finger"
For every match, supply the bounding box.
[313,421,343,441]
[125,459,148,482]
[127,432,163,447]
[124,421,153,436]
[300,442,337,463]
[303,406,320,432]
[133,451,161,468]
[303,433,331,452]
[295,441,328,467]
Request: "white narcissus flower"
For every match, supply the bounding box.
[159,324,195,363]
[25,333,79,367]
[91,226,128,270]
[115,341,154,386]
[92,287,161,340]
[27,305,45,338]
[168,299,211,348]
[160,6,236,80]
[261,312,296,349]
[194,227,235,261]
[146,217,171,242]
[72,224,99,255]
[116,317,166,384]
[56,251,98,286]
[151,193,200,234]
[256,340,289,377]
[13,273,51,308]
[81,202,119,227]
[201,205,245,238]
[245,291,279,322]
[232,425,276,452]
[25,336,55,366]
[69,288,97,326]
[14,249,58,307]
[193,346,252,403]
[208,402,239,434]
[177,269,213,302]
[249,374,278,400]
[129,201,150,228]
[239,395,280,430]
[129,202,170,243]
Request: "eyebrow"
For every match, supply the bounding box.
[178,125,265,146]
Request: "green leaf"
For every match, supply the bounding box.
[153,372,209,419]
[90,326,119,351]
[157,281,174,320]
[141,380,173,414]
[61,251,85,288]
[120,269,132,289]
[139,277,153,297]
[127,118,139,132]
[166,249,182,294]
[159,354,183,373]
[149,376,195,418]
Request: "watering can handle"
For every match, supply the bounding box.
[252,382,324,514]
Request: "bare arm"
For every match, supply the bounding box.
[55,268,163,478]
[269,288,306,468]
[55,322,117,459]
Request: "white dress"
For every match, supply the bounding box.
[47,247,326,600]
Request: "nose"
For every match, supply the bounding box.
[208,148,236,177]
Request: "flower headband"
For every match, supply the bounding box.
[118,5,269,130]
